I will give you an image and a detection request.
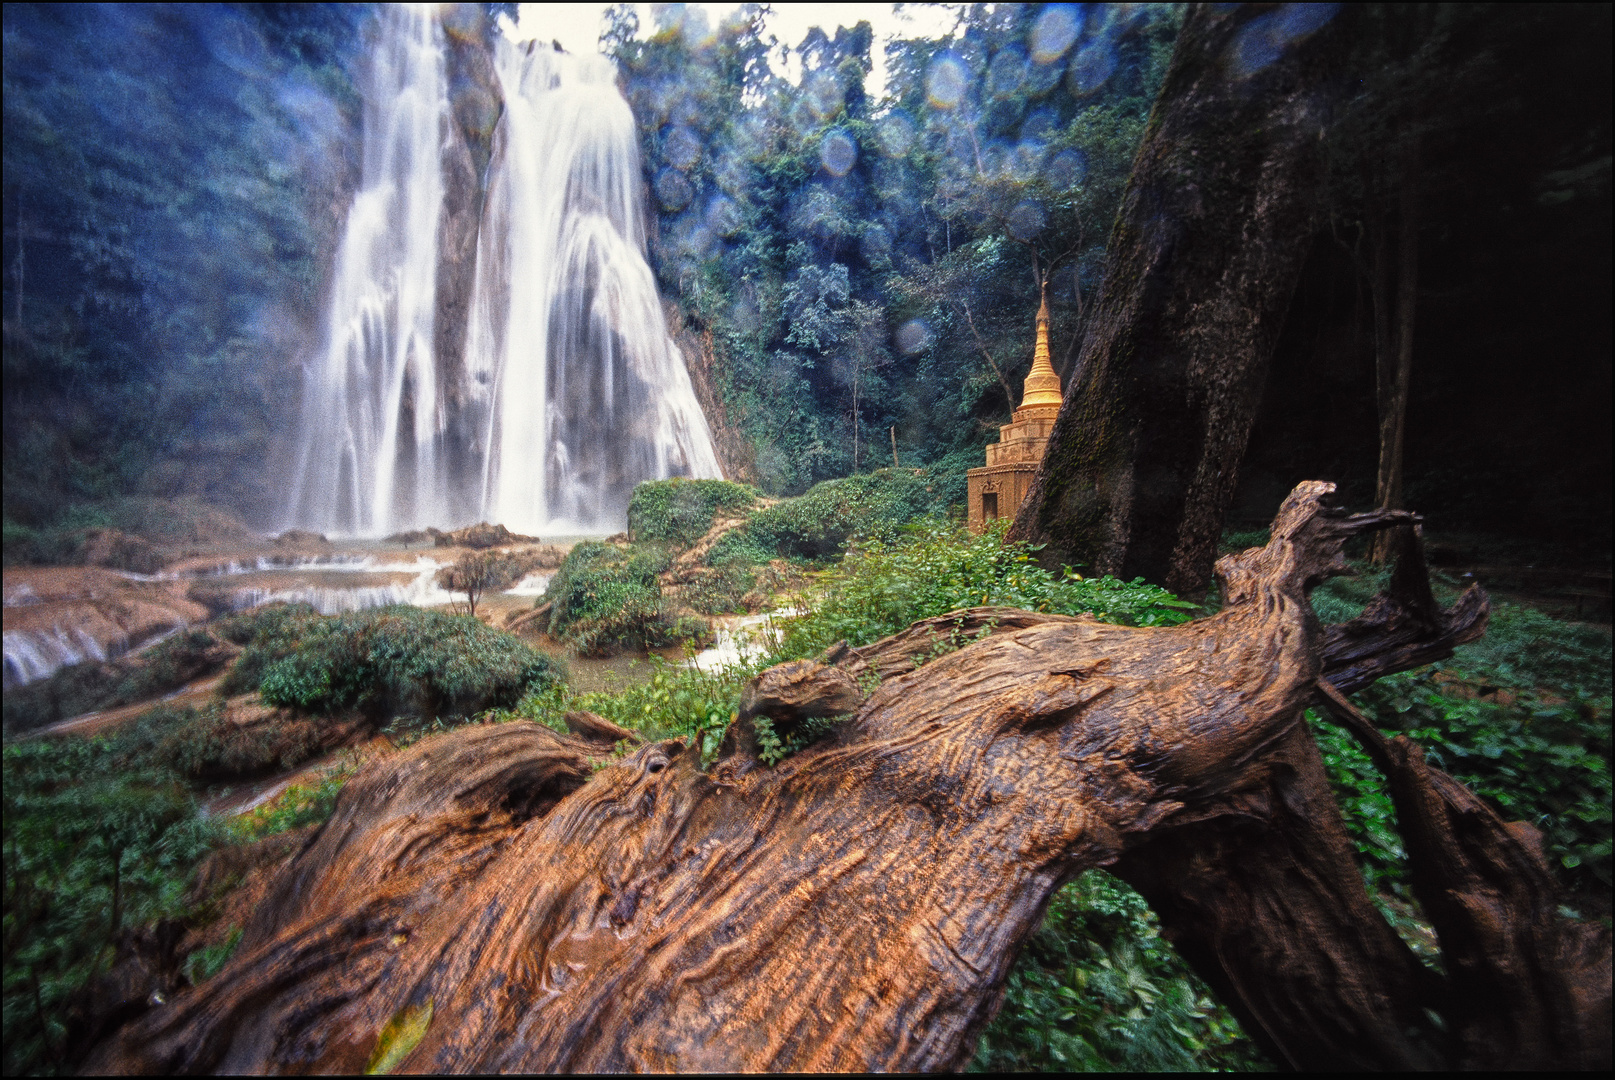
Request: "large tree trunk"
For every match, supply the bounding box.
[1370,138,1421,563]
[86,482,1608,1073]
[1007,5,1350,595]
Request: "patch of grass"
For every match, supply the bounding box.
[230,759,359,844]
[626,478,759,548]
[182,925,242,987]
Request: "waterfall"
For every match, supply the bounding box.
[285,9,720,538]
[285,3,449,536]
[465,38,720,535]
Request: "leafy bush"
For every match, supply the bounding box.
[627,478,759,548]
[706,469,947,565]
[681,565,757,615]
[215,602,325,696]
[542,542,709,655]
[510,654,753,759]
[256,605,561,720]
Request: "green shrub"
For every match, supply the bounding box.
[216,602,325,696]
[255,605,561,720]
[682,565,757,615]
[707,469,947,565]
[627,478,759,548]
[542,542,709,655]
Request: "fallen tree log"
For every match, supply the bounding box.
[86,482,1609,1073]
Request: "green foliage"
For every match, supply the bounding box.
[707,469,950,565]
[3,738,224,1076]
[216,602,325,696]
[181,925,242,988]
[971,871,1267,1072]
[514,653,752,752]
[229,761,357,845]
[681,564,758,615]
[627,478,759,547]
[1306,570,1613,900]
[542,542,710,655]
[255,606,561,720]
[3,713,361,1073]
[772,518,1197,661]
[110,702,325,781]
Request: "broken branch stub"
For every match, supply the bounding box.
[87,481,1608,1073]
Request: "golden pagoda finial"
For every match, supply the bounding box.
[1019,281,1063,411]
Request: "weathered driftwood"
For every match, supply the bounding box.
[87,482,1609,1073]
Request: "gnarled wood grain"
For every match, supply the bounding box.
[86,482,1608,1073]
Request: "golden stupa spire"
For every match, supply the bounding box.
[1018,282,1063,411]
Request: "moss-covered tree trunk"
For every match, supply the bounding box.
[86,483,1608,1073]
[1008,4,1349,594]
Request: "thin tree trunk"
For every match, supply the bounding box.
[1007,5,1348,595]
[1372,140,1421,562]
[109,847,122,940]
[962,300,1017,405]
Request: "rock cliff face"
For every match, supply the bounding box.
[665,302,759,485]
[436,7,504,483]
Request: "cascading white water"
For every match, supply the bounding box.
[464,38,720,535]
[285,9,720,538]
[285,3,449,536]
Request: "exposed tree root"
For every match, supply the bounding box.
[86,482,1609,1073]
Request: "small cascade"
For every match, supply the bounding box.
[284,3,452,535]
[465,41,721,534]
[284,9,720,538]
[190,556,463,615]
[4,625,116,689]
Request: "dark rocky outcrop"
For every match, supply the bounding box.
[665,301,759,485]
